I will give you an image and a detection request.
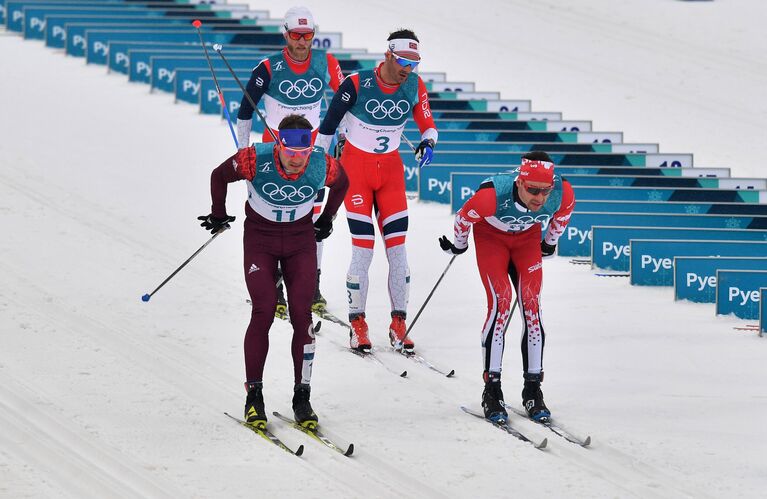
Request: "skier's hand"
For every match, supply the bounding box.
[334,135,346,159]
[314,214,334,242]
[198,214,235,234]
[235,146,256,180]
[439,235,467,255]
[415,139,435,168]
[541,241,557,259]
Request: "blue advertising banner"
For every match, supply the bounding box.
[715,271,767,320]
[760,288,766,336]
[592,226,767,271]
[629,240,767,286]
[559,212,767,257]
[673,257,767,302]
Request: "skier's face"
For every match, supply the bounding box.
[278,145,312,173]
[516,179,553,211]
[284,30,313,61]
[382,51,418,84]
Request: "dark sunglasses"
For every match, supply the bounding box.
[522,181,554,196]
[287,31,315,41]
[394,55,419,69]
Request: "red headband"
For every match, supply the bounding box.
[519,158,554,184]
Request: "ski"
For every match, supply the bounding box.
[224,412,304,456]
[272,411,354,456]
[314,309,350,328]
[394,348,455,377]
[460,406,547,450]
[505,405,591,447]
[568,258,591,265]
[350,348,408,378]
[594,273,629,278]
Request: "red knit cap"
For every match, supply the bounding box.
[519,158,555,185]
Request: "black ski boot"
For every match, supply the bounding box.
[522,373,551,422]
[481,372,508,423]
[244,382,267,428]
[275,269,288,320]
[292,383,318,429]
[311,269,327,314]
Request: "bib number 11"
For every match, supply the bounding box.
[272,208,297,222]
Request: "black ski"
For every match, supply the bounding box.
[394,348,455,377]
[460,406,547,450]
[272,411,354,456]
[350,347,408,378]
[224,412,304,456]
[505,404,591,447]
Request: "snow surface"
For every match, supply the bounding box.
[1,0,766,497]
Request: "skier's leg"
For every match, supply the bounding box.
[312,188,327,311]
[242,247,279,385]
[507,226,550,421]
[282,236,318,386]
[342,144,376,321]
[474,226,514,422]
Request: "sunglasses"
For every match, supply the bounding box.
[287,31,315,41]
[281,146,312,158]
[394,55,420,69]
[521,181,554,196]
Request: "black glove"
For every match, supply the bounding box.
[333,135,346,159]
[198,214,235,234]
[314,214,334,242]
[541,240,557,258]
[415,138,435,168]
[438,235,468,255]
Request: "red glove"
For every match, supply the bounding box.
[234,146,256,180]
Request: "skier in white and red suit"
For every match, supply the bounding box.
[315,29,438,353]
[439,151,575,424]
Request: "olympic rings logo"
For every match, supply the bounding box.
[364,98,411,120]
[278,78,323,99]
[497,214,550,225]
[261,182,315,202]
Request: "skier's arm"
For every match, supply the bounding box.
[326,53,345,92]
[413,77,438,144]
[453,183,497,249]
[543,179,575,246]
[319,155,349,220]
[210,152,248,218]
[316,75,358,152]
[236,60,271,149]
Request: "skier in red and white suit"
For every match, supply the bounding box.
[316,29,438,352]
[440,151,575,423]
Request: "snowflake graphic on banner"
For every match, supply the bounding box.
[725,218,742,228]
[647,190,663,201]
[475,132,491,142]
[609,178,625,186]
[684,205,701,214]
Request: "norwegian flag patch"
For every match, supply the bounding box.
[298,18,308,25]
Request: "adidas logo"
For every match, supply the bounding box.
[248,264,260,274]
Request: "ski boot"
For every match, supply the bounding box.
[349,313,371,352]
[482,372,508,423]
[311,269,327,314]
[522,373,551,422]
[292,383,318,429]
[388,311,414,352]
[244,382,267,429]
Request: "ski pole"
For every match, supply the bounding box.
[212,44,280,143]
[395,254,457,350]
[141,228,228,302]
[192,20,240,149]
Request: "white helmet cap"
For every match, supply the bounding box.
[283,6,315,33]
